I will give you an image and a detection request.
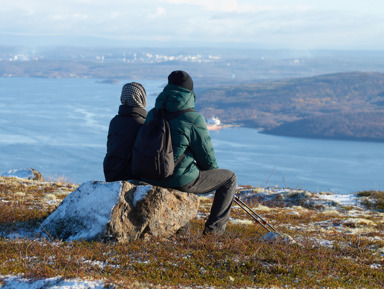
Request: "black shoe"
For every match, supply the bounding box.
[202,226,225,236]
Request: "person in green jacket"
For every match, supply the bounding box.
[144,70,237,235]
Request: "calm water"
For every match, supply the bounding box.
[0,77,383,194]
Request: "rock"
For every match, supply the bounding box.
[107,184,200,242]
[262,232,297,245]
[2,168,44,181]
[343,218,377,228]
[30,168,44,181]
[40,181,200,242]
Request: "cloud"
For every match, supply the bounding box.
[167,0,313,14]
[110,12,121,19]
[50,13,89,21]
[0,0,384,49]
[167,0,238,12]
[147,7,167,19]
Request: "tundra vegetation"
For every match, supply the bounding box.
[1,176,384,288]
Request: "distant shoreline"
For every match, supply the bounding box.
[260,129,384,143]
[219,123,384,143]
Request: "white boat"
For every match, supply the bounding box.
[206,117,223,131]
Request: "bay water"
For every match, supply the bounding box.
[0,77,382,194]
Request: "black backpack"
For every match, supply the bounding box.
[132,103,194,180]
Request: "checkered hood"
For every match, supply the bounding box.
[120,82,147,108]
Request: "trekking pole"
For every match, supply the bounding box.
[234,195,278,233]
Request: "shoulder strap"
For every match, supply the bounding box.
[174,151,187,167]
[165,108,195,120]
[161,94,195,119]
[169,108,195,166]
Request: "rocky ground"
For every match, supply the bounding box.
[0,170,383,288]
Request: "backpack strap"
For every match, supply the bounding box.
[162,94,195,119]
[165,108,195,120]
[167,108,196,166]
[174,151,187,167]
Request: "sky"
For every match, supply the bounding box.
[0,0,383,50]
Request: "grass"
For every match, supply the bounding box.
[357,190,384,211]
[1,176,384,288]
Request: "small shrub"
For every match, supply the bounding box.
[357,191,384,211]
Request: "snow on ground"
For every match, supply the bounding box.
[0,276,107,289]
[1,168,35,180]
[236,186,360,210]
[316,192,359,207]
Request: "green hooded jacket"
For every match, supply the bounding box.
[143,84,218,187]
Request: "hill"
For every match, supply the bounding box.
[265,111,384,141]
[195,72,384,141]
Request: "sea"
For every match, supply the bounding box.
[0,77,383,194]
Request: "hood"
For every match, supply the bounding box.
[155,84,195,112]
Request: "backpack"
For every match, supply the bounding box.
[132,104,195,180]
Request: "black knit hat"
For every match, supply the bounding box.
[168,70,193,91]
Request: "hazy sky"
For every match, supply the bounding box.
[1,0,383,49]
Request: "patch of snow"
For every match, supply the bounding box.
[370,263,382,269]
[133,185,152,206]
[322,209,341,216]
[289,211,300,216]
[1,168,34,180]
[318,193,358,207]
[314,238,335,248]
[345,210,366,218]
[230,218,253,225]
[40,181,123,241]
[82,258,120,269]
[195,212,208,219]
[0,276,107,289]
[262,232,296,244]
[2,228,40,239]
[343,218,377,228]
[253,204,272,211]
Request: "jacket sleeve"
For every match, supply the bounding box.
[189,113,219,170]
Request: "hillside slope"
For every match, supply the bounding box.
[1,175,384,288]
[196,72,384,141]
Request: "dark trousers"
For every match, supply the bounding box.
[177,169,237,235]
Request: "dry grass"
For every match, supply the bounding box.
[1,176,384,288]
[357,190,384,211]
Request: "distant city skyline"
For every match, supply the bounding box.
[1,0,383,50]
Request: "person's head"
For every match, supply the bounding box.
[120,82,147,108]
[167,70,193,91]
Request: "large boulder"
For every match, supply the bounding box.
[40,181,200,242]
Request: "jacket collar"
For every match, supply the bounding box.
[118,105,147,118]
